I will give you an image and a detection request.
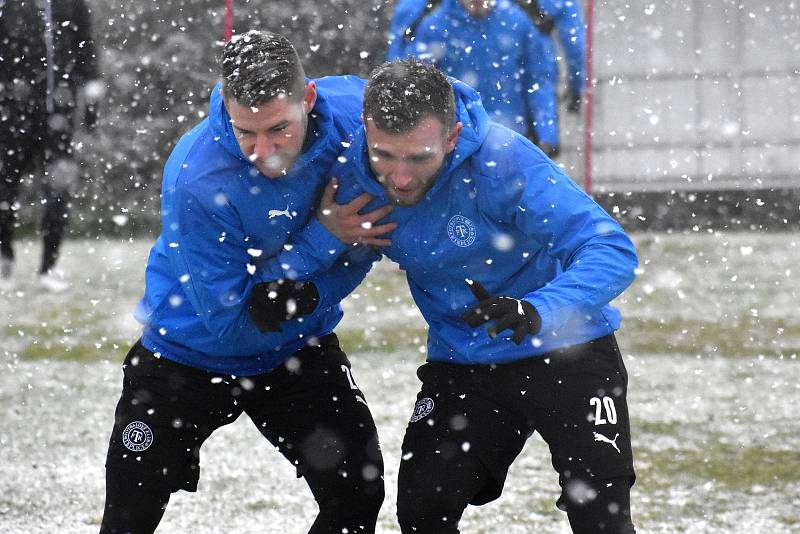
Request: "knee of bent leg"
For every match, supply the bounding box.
[396,484,465,534]
[560,476,636,534]
[316,466,385,523]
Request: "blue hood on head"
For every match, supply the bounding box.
[444,77,490,178]
[207,83,243,158]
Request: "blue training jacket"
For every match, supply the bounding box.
[386,0,585,99]
[332,79,638,365]
[409,0,559,147]
[537,0,586,97]
[386,0,432,61]
[135,76,375,376]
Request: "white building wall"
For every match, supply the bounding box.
[559,0,800,192]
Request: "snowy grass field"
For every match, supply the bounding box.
[1,231,799,533]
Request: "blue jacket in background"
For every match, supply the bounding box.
[386,0,434,61]
[410,0,560,147]
[332,79,637,365]
[386,0,586,100]
[136,77,376,376]
[530,0,586,98]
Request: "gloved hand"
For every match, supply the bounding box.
[248,279,319,332]
[460,279,541,345]
[565,89,581,114]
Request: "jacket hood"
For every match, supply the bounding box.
[207,81,337,177]
[347,77,489,200]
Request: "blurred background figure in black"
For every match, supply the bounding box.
[0,0,102,292]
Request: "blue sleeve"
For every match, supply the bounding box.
[312,245,382,311]
[524,29,560,147]
[164,187,346,343]
[386,0,429,60]
[252,216,349,281]
[483,159,637,335]
[552,0,586,96]
[163,187,265,343]
[387,36,409,61]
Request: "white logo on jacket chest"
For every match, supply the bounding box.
[447,215,476,247]
[268,206,293,220]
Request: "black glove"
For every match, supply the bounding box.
[460,279,541,345]
[248,280,319,333]
[565,89,581,114]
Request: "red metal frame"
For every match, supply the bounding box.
[224,0,233,42]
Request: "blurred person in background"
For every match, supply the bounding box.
[99,30,394,534]
[404,0,561,157]
[518,0,586,113]
[328,59,638,533]
[0,0,103,292]
[387,1,585,116]
[385,0,439,61]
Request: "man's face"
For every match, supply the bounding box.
[365,115,462,207]
[224,82,316,178]
[460,0,496,18]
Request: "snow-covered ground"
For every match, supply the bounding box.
[1,233,799,533]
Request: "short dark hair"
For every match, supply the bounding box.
[221,30,305,107]
[363,58,455,134]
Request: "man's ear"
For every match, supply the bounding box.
[445,122,463,153]
[303,81,317,113]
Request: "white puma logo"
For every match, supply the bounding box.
[593,432,621,453]
[268,206,293,220]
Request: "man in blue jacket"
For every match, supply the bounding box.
[385,0,438,61]
[328,59,638,533]
[519,0,587,112]
[386,0,585,114]
[408,0,560,156]
[99,31,393,534]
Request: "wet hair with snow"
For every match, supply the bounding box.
[363,58,455,135]
[221,30,305,106]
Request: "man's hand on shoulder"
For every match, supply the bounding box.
[318,178,397,247]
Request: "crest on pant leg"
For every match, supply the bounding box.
[122,421,154,452]
[410,397,434,423]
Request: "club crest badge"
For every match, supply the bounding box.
[122,421,154,452]
[410,397,435,423]
[447,215,476,247]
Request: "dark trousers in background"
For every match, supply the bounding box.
[0,102,75,274]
